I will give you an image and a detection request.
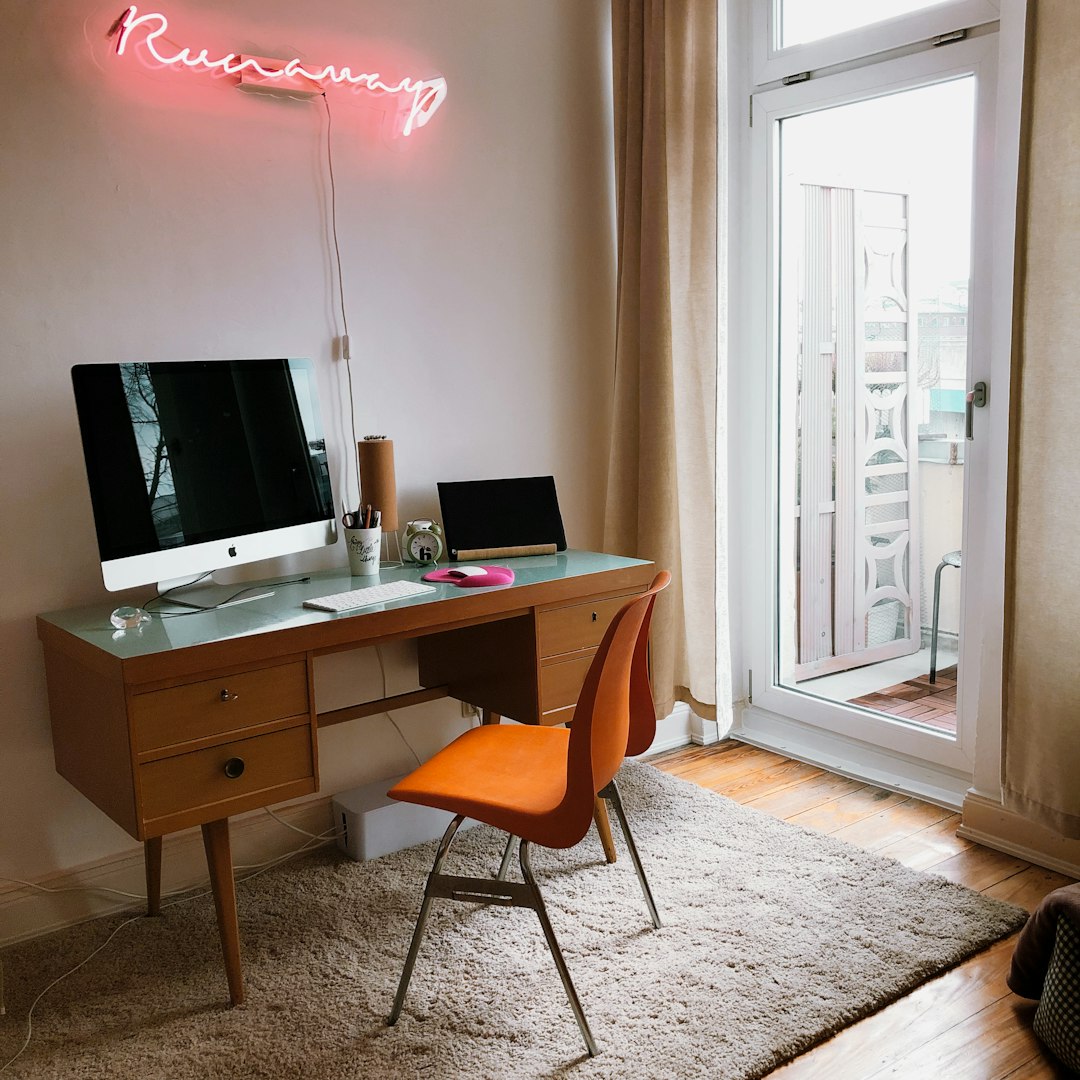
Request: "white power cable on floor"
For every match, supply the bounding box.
[0,818,336,1074]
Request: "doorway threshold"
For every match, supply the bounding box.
[732,701,972,810]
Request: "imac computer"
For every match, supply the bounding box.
[71,357,338,592]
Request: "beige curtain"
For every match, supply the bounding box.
[1002,0,1080,838]
[606,0,727,724]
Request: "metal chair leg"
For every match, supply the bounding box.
[519,840,598,1058]
[495,832,515,880]
[388,814,465,1025]
[930,558,947,684]
[390,825,597,1055]
[600,779,661,929]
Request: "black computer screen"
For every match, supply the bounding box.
[437,475,567,559]
[71,358,334,562]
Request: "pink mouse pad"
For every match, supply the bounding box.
[422,565,515,587]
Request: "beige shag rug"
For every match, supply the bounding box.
[0,763,1026,1079]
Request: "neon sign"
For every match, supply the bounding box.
[112,6,448,137]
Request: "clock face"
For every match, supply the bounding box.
[407,529,441,564]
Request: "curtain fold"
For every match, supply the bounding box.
[606,0,728,726]
[1002,0,1080,838]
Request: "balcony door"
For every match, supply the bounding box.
[741,21,1018,792]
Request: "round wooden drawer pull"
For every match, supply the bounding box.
[223,757,246,779]
[591,612,598,622]
[219,689,239,703]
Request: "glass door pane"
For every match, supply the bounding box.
[776,77,974,738]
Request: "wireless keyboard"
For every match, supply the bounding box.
[303,579,437,613]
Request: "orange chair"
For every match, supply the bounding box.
[493,567,667,928]
[386,572,670,1057]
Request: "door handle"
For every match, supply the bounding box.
[965,381,987,441]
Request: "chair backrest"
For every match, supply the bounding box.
[549,571,669,848]
[626,569,670,756]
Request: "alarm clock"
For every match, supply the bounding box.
[402,519,444,565]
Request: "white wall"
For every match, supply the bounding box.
[0,1,616,889]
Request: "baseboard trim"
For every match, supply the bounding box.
[641,702,694,756]
[690,712,721,746]
[0,799,335,948]
[733,702,971,810]
[959,792,1080,878]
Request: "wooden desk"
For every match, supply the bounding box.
[36,551,653,1005]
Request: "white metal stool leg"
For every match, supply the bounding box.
[929,550,961,684]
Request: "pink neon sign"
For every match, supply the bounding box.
[113,6,448,137]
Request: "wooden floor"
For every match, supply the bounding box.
[648,741,1076,1080]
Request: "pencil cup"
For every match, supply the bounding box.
[344,527,381,576]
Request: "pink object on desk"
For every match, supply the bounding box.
[422,565,515,587]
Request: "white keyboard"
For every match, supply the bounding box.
[303,579,437,612]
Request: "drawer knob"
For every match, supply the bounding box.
[219,689,239,703]
[223,757,246,779]
[591,611,598,622]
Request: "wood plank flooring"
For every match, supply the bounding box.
[647,741,1076,1080]
[848,664,958,734]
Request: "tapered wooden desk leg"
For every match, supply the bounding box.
[144,837,162,916]
[481,709,502,725]
[593,797,617,863]
[201,818,244,1007]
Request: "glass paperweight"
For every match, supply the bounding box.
[110,605,151,630]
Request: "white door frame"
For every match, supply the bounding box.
[742,31,1013,782]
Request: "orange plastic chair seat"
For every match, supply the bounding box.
[389,724,573,845]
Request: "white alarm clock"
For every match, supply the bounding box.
[402,519,444,565]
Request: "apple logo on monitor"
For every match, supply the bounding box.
[228,546,237,558]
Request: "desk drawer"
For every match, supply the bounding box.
[538,595,631,659]
[540,655,593,722]
[139,724,314,824]
[133,662,309,753]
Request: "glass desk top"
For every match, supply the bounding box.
[38,550,652,660]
